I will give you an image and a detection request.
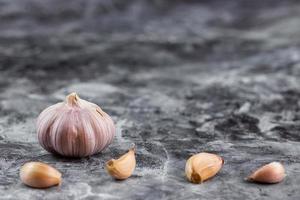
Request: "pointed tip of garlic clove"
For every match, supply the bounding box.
[66,92,80,106]
[247,162,285,184]
[129,144,136,152]
[221,157,225,165]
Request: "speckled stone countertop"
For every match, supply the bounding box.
[1,0,300,199]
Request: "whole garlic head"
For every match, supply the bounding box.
[37,92,115,157]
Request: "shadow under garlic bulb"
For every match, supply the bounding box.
[37,92,115,157]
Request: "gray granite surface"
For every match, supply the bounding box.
[1,0,300,199]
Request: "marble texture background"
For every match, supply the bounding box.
[1,0,300,199]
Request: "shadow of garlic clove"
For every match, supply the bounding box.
[185,152,224,184]
[247,162,285,184]
[105,147,136,180]
[20,162,62,188]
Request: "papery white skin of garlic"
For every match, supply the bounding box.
[37,92,115,157]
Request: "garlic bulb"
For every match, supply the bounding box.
[185,152,223,184]
[106,147,136,180]
[20,162,62,188]
[247,162,285,184]
[37,92,115,157]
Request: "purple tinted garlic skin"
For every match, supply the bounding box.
[37,93,115,157]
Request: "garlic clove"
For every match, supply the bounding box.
[106,147,136,180]
[247,162,285,184]
[185,152,223,184]
[37,92,115,157]
[20,162,62,188]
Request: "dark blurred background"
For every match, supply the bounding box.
[1,0,300,87]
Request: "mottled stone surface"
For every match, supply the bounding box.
[1,0,300,199]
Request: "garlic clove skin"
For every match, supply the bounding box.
[20,162,62,188]
[106,147,136,180]
[185,152,224,184]
[37,92,115,157]
[247,162,285,184]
